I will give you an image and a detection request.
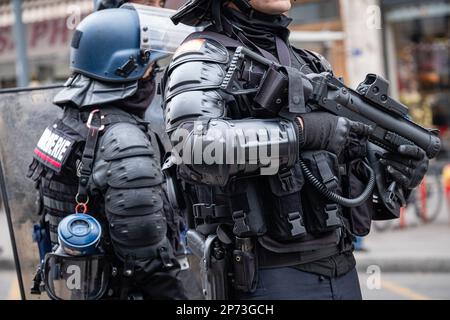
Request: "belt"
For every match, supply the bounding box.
[257,244,341,269]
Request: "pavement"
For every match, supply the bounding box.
[0,209,19,300]
[359,272,450,300]
[0,208,14,270]
[354,203,450,273]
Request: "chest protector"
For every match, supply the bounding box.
[177,31,354,256]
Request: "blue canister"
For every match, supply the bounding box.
[58,214,102,256]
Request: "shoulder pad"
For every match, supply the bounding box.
[304,49,333,73]
[100,122,154,161]
[165,59,226,100]
[165,90,225,132]
[169,38,229,70]
[164,37,231,100]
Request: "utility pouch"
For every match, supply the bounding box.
[252,67,288,118]
[343,159,374,236]
[230,179,267,238]
[300,151,343,235]
[232,238,257,293]
[266,163,308,242]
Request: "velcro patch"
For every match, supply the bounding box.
[34,125,75,173]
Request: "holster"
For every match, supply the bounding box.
[186,230,229,300]
[232,237,258,293]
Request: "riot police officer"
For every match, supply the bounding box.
[28,5,187,300]
[162,0,430,300]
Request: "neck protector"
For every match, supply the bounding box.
[221,6,292,56]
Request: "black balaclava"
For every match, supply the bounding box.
[111,76,156,119]
[220,3,292,57]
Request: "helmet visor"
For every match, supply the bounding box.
[43,253,111,300]
[121,3,198,60]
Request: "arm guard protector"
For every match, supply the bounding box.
[91,123,170,261]
[164,38,300,186]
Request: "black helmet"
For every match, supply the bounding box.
[171,0,251,26]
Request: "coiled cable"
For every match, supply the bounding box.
[299,159,376,208]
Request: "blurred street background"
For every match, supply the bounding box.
[1,0,450,300]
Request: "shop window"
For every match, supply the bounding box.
[390,12,450,157]
[290,0,340,24]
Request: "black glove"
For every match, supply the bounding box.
[299,112,373,156]
[343,132,370,162]
[379,145,429,191]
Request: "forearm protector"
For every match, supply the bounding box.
[170,117,299,186]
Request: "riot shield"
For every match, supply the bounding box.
[0,86,64,300]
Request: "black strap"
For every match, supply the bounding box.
[193,203,230,219]
[189,30,280,64]
[283,66,307,115]
[64,107,147,205]
[76,112,102,204]
[314,153,339,191]
[191,31,307,117]
[275,36,291,66]
[120,254,136,300]
[257,244,341,269]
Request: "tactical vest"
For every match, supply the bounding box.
[176,31,360,267]
[27,106,178,247]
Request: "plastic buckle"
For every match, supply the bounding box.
[278,168,295,192]
[193,203,216,219]
[232,210,251,236]
[325,204,341,227]
[86,109,105,131]
[287,212,306,236]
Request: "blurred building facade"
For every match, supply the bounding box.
[0,0,93,87]
[0,0,449,150]
[381,0,450,154]
[289,0,449,154]
[0,0,181,87]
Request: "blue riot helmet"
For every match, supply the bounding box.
[70,7,147,82]
[42,214,111,300]
[71,4,194,83]
[54,4,196,107]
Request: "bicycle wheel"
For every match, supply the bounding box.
[413,172,443,223]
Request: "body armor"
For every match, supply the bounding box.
[162,32,359,280]
[28,106,183,299]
